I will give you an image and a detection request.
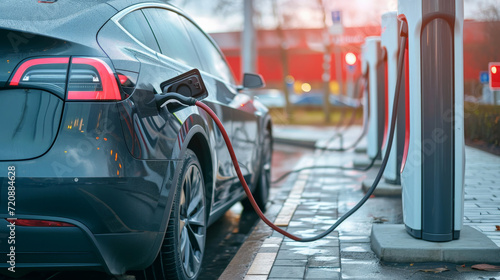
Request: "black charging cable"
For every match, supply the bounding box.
[271,72,374,185]
[271,148,380,184]
[296,22,408,241]
[313,72,369,153]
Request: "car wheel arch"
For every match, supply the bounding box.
[142,119,214,271]
[187,132,214,221]
[171,114,215,222]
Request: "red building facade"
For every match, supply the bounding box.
[211,20,499,91]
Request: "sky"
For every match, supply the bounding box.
[169,0,500,33]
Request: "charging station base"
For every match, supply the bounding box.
[371,224,500,263]
[353,157,382,168]
[361,179,401,196]
[354,146,367,154]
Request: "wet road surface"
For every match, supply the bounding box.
[199,143,312,279]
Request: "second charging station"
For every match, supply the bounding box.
[399,0,465,242]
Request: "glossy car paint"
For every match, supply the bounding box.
[0,0,271,276]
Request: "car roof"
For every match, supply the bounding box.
[0,0,178,49]
[0,1,116,39]
[0,0,116,21]
[106,0,170,11]
[0,1,174,31]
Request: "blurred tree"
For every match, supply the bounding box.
[271,0,293,120]
[268,0,325,121]
[177,0,327,121]
[176,0,386,124]
[466,0,500,21]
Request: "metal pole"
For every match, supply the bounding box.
[317,0,331,123]
[334,37,343,96]
[323,49,332,123]
[242,0,257,74]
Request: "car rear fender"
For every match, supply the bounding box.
[169,110,215,214]
[140,111,214,266]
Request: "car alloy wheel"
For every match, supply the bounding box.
[176,156,206,278]
[257,129,272,210]
[139,149,207,280]
[168,149,206,279]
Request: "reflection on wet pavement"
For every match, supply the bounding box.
[199,204,258,280]
[199,144,312,279]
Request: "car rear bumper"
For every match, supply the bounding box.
[0,156,179,274]
[0,216,162,275]
[0,217,103,272]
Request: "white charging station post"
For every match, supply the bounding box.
[399,0,465,241]
[362,37,386,160]
[381,12,405,185]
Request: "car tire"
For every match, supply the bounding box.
[242,128,272,212]
[138,149,207,280]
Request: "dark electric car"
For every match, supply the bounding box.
[0,1,272,279]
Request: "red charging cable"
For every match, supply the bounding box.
[195,101,302,241]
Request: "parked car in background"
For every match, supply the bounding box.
[0,1,272,279]
[292,92,359,107]
[252,88,286,108]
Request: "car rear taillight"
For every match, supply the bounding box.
[9,57,69,97]
[9,56,123,101]
[6,218,75,227]
[67,57,121,101]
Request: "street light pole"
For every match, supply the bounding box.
[322,40,332,123]
[334,37,344,97]
[318,0,332,123]
[242,0,257,74]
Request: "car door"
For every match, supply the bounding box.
[179,17,260,205]
[142,8,241,209]
[99,8,186,161]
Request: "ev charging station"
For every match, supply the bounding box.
[362,37,386,160]
[399,0,465,242]
[381,12,405,185]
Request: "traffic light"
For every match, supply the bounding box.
[489,62,500,90]
[345,52,357,66]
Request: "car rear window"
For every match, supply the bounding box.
[119,10,160,53]
[142,8,202,69]
[181,17,235,84]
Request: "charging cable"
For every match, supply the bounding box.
[167,22,407,242]
[318,73,369,152]
[271,148,380,185]
[272,74,374,185]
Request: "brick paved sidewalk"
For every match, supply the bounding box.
[462,147,500,247]
[221,126,500,280]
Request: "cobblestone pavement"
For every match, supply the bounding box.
[221,126,500,280]
[463,147,500,247]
